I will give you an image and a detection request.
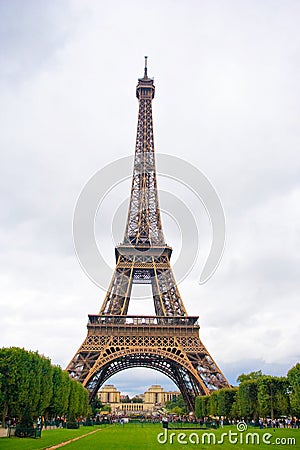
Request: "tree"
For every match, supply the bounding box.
[37,356,53,417]
[208,391,219,416]
[78,384,90,417]
[25,351,43,418]
[237,379,259,419]
[275,378,290,417]
[90,397,103,416]
[67,378,89,420]
[48,366,72,418]
[0,373,4,423]
[131,397,143,403]
[171,406,184,415]
[195,395,209,418]
[49,366,63,417]
[0,347,90,424]
[287,363,300,416]
[101,404,111,413]
[217,388,238,417]
[0,347,34,423]
[257,376,289,419]
[165,395,187,414]
[60,370,72,415]
[237,370,263,384]
[68,379,80,420]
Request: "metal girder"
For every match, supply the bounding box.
[124,98,164,246]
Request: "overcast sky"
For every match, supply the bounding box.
[1,0,299,397]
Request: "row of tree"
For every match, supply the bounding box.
[0,347,90,425]
[195,364,300,420]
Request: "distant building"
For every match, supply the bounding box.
[144,384,180,405]
[98,384,180,414]
[98,385,120,404]
[110,402,149,414]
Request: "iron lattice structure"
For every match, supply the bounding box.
[67,59,229,411]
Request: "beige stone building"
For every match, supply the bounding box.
[110,402,151,414]
[98,384,180,414]
[98,385,120,404]
[144,384,180,404]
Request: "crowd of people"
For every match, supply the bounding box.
[3,414,300,430]
[258,417,300,429]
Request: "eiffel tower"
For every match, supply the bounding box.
[67,58,229,411]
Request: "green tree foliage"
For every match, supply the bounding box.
[48,366,70,417]
[195,366,299,421]
[195,395,209,418]
[196,388,238,418]
[171,406,184,415]
[165,394,187,414]
[23,352,53,418]
[61,370,72,414]
[101,404,111,412]
[38,356,53,416]
[90,397,103,416]
[0,347,89,425]
[0,373,4,419]
[0,347,33,423]
[208,391,219,416]
[287,363,300,416]
[237,379,259,419]
[68,379,89,421]
[84,390,92,417]
[131,397,143,403]
[237,370,263,384]
[217,388,238,417]
[257,376,289,419]
[68,379,78,421]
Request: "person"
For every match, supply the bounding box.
[162,417,168,429]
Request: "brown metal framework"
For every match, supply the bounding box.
[67,58,229,411]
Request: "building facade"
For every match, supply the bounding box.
[98,384,120,404]
[144,385,180,404]
[98,384,181,414]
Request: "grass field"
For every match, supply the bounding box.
[0,423,299,449]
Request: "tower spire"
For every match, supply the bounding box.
[144,55,148,78]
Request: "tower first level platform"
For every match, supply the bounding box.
[67,314,229,412]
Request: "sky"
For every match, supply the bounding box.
[0,0,300,398]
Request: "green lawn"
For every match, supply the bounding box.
[0,424,299,449]
[0,426,98,449]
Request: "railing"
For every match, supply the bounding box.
[88,315,199,326]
